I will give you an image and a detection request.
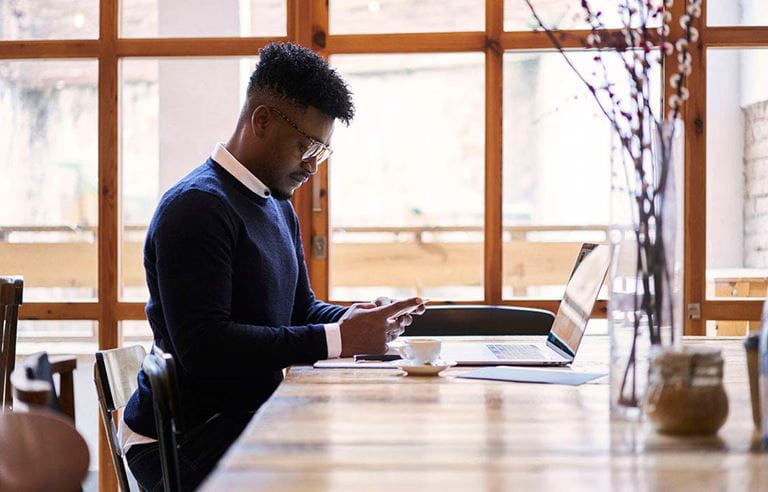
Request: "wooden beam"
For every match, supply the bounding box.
[289,0,311,282]
[288,0,333,300]
[19,303,100,320]
[98,0,119,350]
[500,29,624,51]
[683,3,707,336]
[98,1,119,491]
[288,0,314,273]
[0,40,100,59]
[704,26,768,47]
[115,302,148,320]
[702,300,763,321]
[484,0,503,305]
[326,32,487,54]
[308,0,330,300]
[115,37,284,57]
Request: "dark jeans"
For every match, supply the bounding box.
[126,411,254,492]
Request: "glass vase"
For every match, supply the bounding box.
[608,120,684,420]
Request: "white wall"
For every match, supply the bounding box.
[741,0,768,107]
[706,0,768,269]
[707,50,745,268]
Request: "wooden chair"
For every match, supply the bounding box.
[1,276,23,409]
[11,352,78,421]
[5,357,90,491]
[95,345,146,492]
[1,276,78,419]
[12,352,60,412]
[405,305,555,337]
[142,346,185,492]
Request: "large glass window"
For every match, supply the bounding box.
[120,320,153,349]
[0,60,99,301]
[708,0,768,27]
[329,53,485,301]
[504,0,660,31]
[502,51,660,299]
[706,49,768,317]
[330,0,484,34]
[119,57,257,301]
[0,0,98,40]
[120,0,285,38]
[17,320,97,346]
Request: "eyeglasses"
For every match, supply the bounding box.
[269,107,333,164]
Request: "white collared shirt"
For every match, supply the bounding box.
[118,145,342,455]
[211,143,271,198]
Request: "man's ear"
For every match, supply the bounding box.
[250,105,271,138]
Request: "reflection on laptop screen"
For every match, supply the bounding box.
[547,244,611,358]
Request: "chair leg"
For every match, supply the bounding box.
[1,306,11,409]
[50,356,78,422]
[58,371,76,423]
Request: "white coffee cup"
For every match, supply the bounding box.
[398,339,442,365]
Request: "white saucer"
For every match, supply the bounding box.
[394,359,457,376]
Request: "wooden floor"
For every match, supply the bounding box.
[202,336,768,491]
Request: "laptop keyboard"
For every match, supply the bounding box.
[487,344,544,360]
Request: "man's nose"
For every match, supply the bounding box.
[303,156,319,175]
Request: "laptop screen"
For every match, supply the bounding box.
[547,244,611,358]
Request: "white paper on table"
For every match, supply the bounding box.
[313,358,399,369]
[456,366,606,385]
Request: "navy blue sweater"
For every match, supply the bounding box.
[124,158,347,438]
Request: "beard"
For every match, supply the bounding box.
[271,188,293,201]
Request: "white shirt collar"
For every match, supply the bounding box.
[211,143,271,199]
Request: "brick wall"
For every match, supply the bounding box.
[744,99,768,267]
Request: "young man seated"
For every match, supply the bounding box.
[119,42,424,491]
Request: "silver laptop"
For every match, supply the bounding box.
[441,243,610,366]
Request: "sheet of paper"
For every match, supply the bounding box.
[313,358,399,369]
[456,366,606,385]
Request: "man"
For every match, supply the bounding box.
[120,42,425,491]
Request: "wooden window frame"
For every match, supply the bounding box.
[2,0,765,489]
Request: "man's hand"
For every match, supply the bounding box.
[339,297,426,357]
[373,296,427,342]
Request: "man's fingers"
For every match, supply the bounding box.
[386,320,405,341]
[340,302,378,321]
[398,314,413,327]
[350,302,377,311]
[410,304,427,316]
[373,296,392,307]
[376,297,424,319]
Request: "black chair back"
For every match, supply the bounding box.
[405,305,555,336]
[95,345,146,492]
[142,346,184,492]
[1,276,23,409]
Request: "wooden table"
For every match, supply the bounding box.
[202,336,768,491]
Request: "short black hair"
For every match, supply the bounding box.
[248,42,354,124]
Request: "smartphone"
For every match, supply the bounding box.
[353,353,402,362]
[390,298,430,319]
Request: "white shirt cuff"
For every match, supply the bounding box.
[324,323,342,359]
